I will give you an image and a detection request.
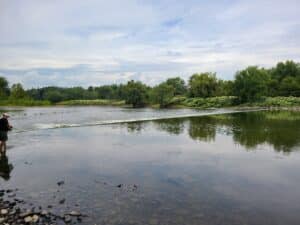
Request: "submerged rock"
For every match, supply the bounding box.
[0,188,87,224]
[69,210,81,216]
[59,198,66,204]
[57,180,65,186]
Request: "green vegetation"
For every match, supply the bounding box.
[0,99,50,106]
[57,99,125,106]
[233,66,270,103]
[180,96,238,108]
[0,60,300,108]
[150,82,175,108]
[188,72,218,98]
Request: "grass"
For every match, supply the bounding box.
[0,99,51,106]
[57,99,126,106]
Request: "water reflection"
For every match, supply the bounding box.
[154,118,185,135]
[127,111,300,153]
[0,154,13,181]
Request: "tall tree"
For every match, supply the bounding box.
[151,82,175,108]
[165,77,187,95]
[10,83,27,99]
[124,80,149,107]
[0,77,10,99]
[188,72,218,97]
[233,66,271,103]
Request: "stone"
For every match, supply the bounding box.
[8,193,16,198]
[57,181,65,186]
[69,211,81,216]
[41,210,48,216]
[59,199,65,204]
[1,209,8,215]
[24,216,33,223]
[64,215,71,223]
[32,214,39,222]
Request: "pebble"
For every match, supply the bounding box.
[32,214,39,222]
[57,180,65,186]
[0,188,86,224]
[24,216,33,223]
[69,210,81,216]
[64,215,71,223]
[1,209,8,215]
[41,210,48,216]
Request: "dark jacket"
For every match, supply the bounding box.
[0,118,10,132]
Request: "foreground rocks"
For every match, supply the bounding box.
[0,189,86,224]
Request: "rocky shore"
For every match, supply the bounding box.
[0,188,85,225]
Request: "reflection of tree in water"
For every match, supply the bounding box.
[0,154,13,181]
[124,122,145,133]
[153,118,185,135]
[123,111,300,153]
[214,111,300,153]
[188,117,217,142]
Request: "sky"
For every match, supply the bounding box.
[0,0,300,88]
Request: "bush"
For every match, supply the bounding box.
[182,96,238,108]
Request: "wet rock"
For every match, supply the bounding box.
[57,181,65,186]
[117,184,122,188]
[69,210,81,216]
[1,209,8,215]
[41,210,48,216]
[20,211,33,218]
[32,214,39,222]
[64,215,71,223]
[24,216,33,223]
[59,198,65,204]
[7,193,16,198]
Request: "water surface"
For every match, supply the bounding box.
[1,107,300,225]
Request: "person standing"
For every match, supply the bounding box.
[0,113,12,154]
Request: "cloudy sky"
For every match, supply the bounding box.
[0,0,299,88]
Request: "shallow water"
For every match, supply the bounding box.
[1,107,300,225]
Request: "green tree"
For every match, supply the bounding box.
[44,90,64,103]
[165,77,187,95]
[124,80,149,107]
[271,60,300,82]
[233,66,271,103]
[270,61,300,96]
[151,82,175,108]
[279,76,300,96]
[0,77,10,99]
[188,72,218,97]
[10,83,27,99]
[216,80,234,96]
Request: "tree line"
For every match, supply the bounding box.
[0,60,299,107]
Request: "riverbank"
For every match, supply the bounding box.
[1,96,300,109]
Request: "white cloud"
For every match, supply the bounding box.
[0,0,299,88]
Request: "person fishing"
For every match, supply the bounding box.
[0,113,12,154]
